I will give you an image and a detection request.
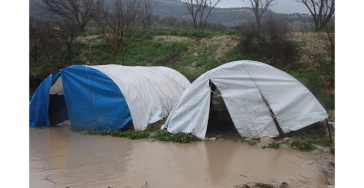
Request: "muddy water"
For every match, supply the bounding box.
[30,127,327,188]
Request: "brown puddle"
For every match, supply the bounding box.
[30,127,327,188]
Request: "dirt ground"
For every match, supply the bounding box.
[288,32,334,67]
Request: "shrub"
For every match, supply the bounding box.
[239,16,301,66]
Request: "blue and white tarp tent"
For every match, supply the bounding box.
[29,65,191,130]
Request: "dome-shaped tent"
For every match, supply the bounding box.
[30,65,191,130]
[163,61,328,139]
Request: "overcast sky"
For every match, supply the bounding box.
[211,0,310,14]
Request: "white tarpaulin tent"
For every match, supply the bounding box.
[163,60,328,139]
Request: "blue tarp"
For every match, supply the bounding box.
[29,66,132,130]
[29,73,60,127]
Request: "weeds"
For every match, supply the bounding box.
[262,142,281,149]
[280,182,288,188]
[291,140,316,151]
[69,126,84,133]
[255,183,274,188]
[153,129,200,143]
[70,126,149,140]
[248,141,257,146]
[111,130,150,140]
[291,138,334,152]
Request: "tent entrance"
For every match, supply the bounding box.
[48,77,69,126]
[206,81,240,138]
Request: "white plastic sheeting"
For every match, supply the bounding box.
[164,61,328,139]
[91,65,191,131]
[49,77,64,95]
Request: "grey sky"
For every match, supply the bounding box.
[211,0,311,14]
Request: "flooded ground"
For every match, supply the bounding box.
[30,127,328,188]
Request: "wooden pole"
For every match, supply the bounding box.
[325,119,333,143]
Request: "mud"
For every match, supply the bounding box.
[30,127,328,188]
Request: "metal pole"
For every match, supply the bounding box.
[325,119,333,143]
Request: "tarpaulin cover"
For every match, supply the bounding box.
[29,73,60,127]
[29,65,191,130]
[91,65,191,130]
[61,65,132,130]
[163,60,328,139]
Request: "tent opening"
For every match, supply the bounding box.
[48,94,69,126]
[205,81,240,138]
[48,77,69,126]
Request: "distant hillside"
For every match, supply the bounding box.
[153,0,314,27]
[30,0,316,28]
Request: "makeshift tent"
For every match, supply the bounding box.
[163,60,328,139]
[30,65,191,130]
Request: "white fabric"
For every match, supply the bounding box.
[90,65,191,131]
[164,60,328,139]
[49,77,64,95]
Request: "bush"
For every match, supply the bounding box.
[153,129,200,143]
[239,16,301,66]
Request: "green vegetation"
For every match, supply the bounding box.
[69,126,150,140]
[291,140,316,151]
[248,141,257,146]
[153,129,200,143]
[291,138,334,152]
[69,126,84,133]
[262,142,281,149]
[255,183,274,188]
[30,27,334,110]
[280,182,288,188]
[110,130,150,140]
[69,126,199,142]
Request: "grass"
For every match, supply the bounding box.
[30,28,334,111]
[262,142,281,149]
[153,129,200,143]
[291,138,334,152]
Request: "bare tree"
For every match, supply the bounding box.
[183,0,222,30]
[39,0,100,32]
[161,17,178,26]
[320,26,334,64]
[140,0,154,29]
[30,16,42,63]
[244,0,276,31]
[96,0,142,63]
[55,19,81,64]
[295,0,335,31]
